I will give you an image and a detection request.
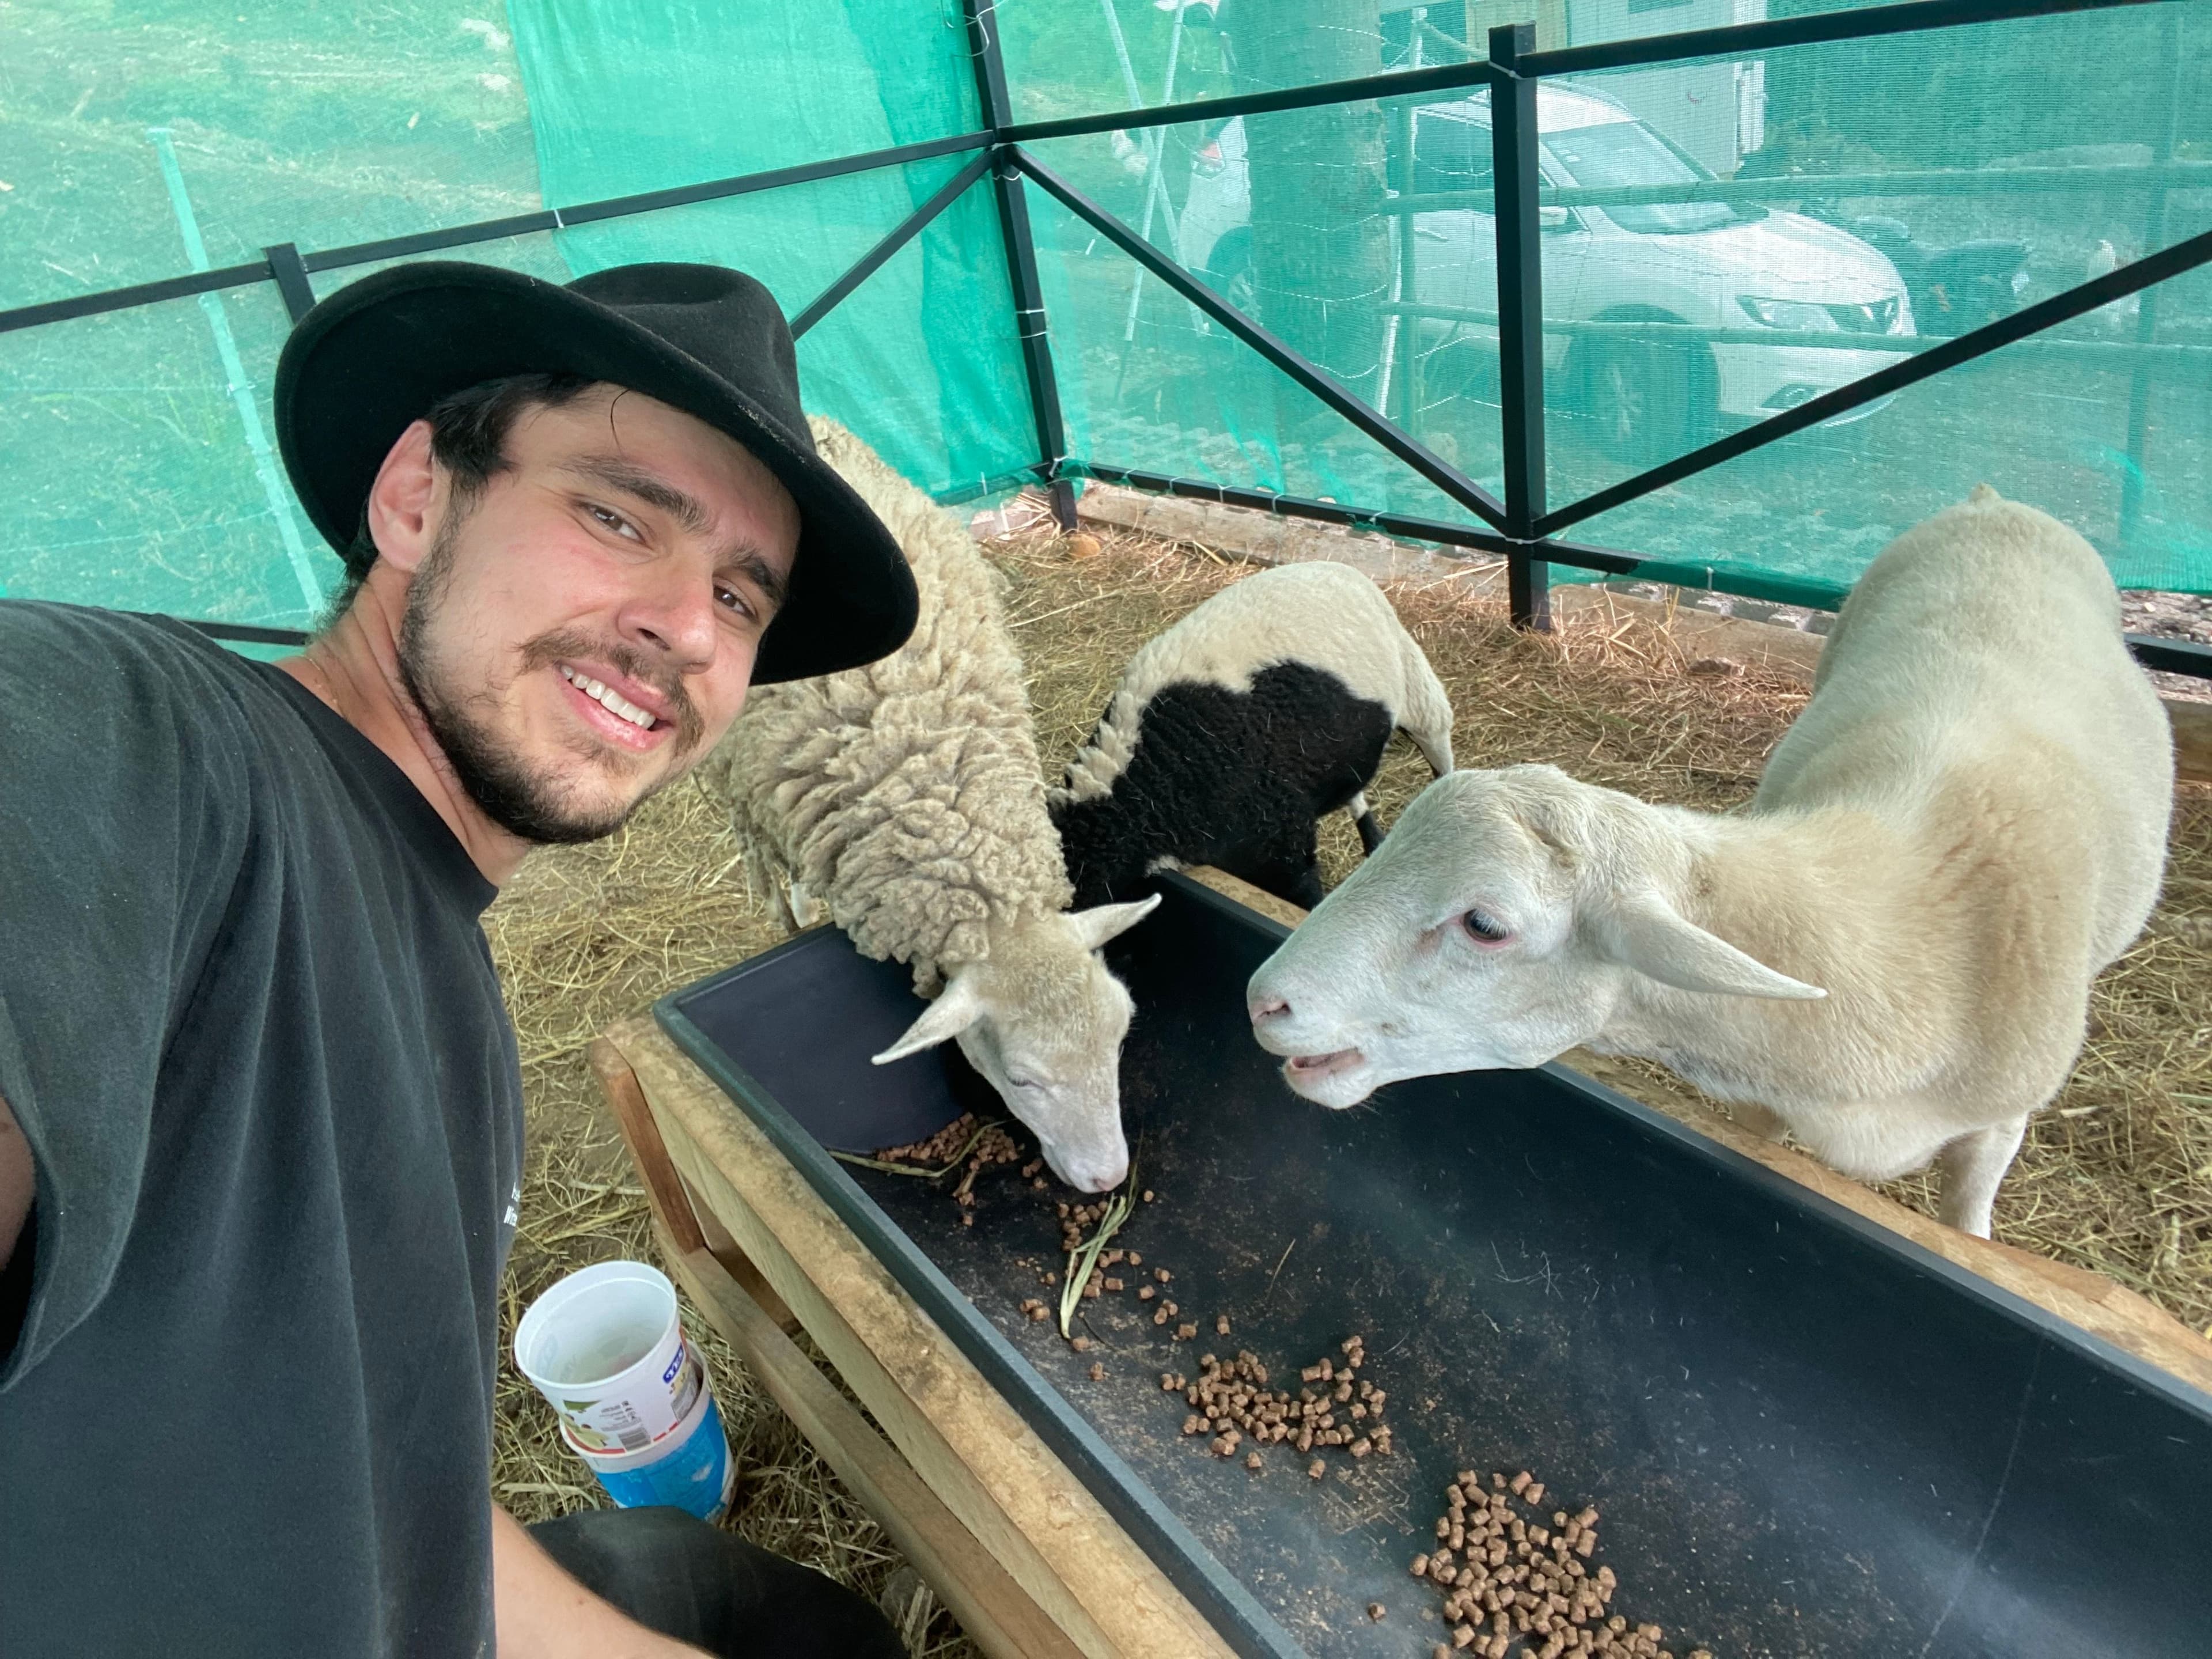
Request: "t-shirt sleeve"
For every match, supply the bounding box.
[0,607,243,1387]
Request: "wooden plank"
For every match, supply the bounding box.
[590,1035,706,1256]
[2169,695,2212,786]
[592,1036,800,1332]
[607,1015,1238,1659]
[664,1236,1085,1659]
[1185,868,2212,1393]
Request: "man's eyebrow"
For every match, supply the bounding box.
[729,548,790,615]
[557,453,713,536]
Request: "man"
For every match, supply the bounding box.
[0,261,919,1656]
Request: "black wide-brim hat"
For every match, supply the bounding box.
[274,260,917,684]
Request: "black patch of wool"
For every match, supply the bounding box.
[1052,662,1394,909]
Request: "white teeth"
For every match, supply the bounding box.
[559,664,657,730]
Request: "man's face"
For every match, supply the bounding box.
[395,387,799,844]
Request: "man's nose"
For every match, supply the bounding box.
[623,569,718,671]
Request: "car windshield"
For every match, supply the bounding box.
[1541,120,1747,235]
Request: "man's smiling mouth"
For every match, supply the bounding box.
[558,663,658,730]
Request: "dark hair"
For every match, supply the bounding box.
[323,371,598,622]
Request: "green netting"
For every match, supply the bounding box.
[1033,167,1501,517]
[0,283,341,624]
[1530,13,2212,597]
[505,0,1031,499]
[0,0,541,312]
[1,0,2209,633]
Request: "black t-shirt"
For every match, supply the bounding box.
[0,605,524,1657]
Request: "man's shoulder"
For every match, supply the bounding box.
[0,601,263,709]
[0,602,312,801]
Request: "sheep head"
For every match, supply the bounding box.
[1246,767,1820,1106]
[872,895,1162,1192]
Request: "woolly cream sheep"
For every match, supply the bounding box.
[1247,487,2172,1237]
[1050,560,1456,908]
[700,419,1157,1193]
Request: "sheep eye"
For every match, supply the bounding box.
[1006,1073,1041,1090]
[1461,908,1510,944]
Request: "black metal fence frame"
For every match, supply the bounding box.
[1,0,2206,677]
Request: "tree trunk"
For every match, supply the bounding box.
[1230,0,1391,414]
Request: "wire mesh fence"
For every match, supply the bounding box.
[1,0,2206,655]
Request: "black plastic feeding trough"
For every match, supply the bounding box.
[658,873,2212,1659]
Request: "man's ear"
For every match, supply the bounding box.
[365,419,442,577]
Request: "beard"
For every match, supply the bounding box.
[395,513,707,845]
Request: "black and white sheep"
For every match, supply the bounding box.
[1048,560,1456,910]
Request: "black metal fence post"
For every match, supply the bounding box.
[1489,21,1550,630]
[963,0,1080,530]
[263,243,316,324]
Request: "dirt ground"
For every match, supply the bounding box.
[486,523,2212,1656]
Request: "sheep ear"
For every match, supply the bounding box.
[1065,893,1162,952]
[872,975,989,1065]
[1597,892,1827,1002]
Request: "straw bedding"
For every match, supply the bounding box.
[486,522,2211,1654]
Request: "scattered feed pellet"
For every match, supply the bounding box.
[1165,1335,1393,1467]
[1088,1361,1105,1381]
[1410,1468,1711,1658]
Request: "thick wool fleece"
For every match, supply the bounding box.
[699,420,1071,984]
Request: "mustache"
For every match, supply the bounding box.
[519,629,707,755]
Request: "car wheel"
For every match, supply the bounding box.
[1202,231,1256,319]
[1224,259,1257,317]
[1578,332,1711,468]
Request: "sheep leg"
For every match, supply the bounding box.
[787,879,826,929]
[1730,1098,1789,1141]
[745,848,800,935]
[1934,1115,2029,1239]
[1350,791,1384,855]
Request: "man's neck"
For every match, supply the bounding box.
[277,579,533,888]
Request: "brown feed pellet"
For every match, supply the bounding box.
[1407,1468,1710,1658]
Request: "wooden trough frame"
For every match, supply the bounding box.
[588,868,2212,1659]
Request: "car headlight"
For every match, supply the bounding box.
[1738,296,1840,331]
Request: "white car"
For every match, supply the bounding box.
[1179,83,1914,463]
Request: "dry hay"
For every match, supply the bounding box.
[482,788,978,1656]
[486,521,2212,1655]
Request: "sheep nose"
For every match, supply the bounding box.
[1249,992,1289,1026]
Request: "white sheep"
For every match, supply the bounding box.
[1051,560,1456,908]
[700,419,1157,1192]
[1247,487,2172,1237]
